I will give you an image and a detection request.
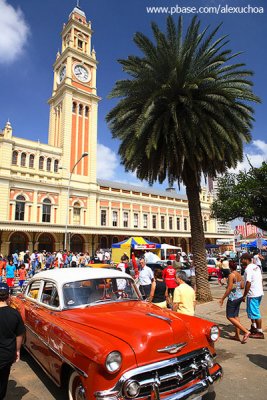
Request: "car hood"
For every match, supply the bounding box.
[60,301,193,364]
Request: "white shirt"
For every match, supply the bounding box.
[244,263,264,298]
[117,262,126,273]
[139,265,154,285]
[253,255,262,267]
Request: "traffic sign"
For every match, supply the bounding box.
[234,229,239,236]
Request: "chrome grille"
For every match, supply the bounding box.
[122,348,213,399]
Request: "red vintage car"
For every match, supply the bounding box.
[11,268,222,400]
[207,258,219,280]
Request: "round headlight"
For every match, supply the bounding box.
[124,380,140,398]
[105,351,122,373]
[210,325,219,342]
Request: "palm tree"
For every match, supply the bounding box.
[106,16,260,301]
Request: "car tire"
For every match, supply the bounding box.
[68,371,86,400]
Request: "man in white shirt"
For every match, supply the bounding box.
[138,258,154,299]
[241,253,264,339]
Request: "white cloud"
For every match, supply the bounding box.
[0,0,30,65]
[231,139,267,172]
[97,143,119,179]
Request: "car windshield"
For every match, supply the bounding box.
[63,277,141,308]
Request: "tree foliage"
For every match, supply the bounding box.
[211,162,267,230]
[106,16,260,301]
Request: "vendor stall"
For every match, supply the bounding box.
[111,237,161,263]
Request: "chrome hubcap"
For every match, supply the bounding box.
[75,383,86,400]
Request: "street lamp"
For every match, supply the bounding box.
[63,152,89,250]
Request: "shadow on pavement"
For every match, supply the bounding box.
[247,354,267,370]
[18,349,65,400]
[6,380,29,400]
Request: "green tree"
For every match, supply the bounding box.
[106,16,260,301]
[211,162,267,230]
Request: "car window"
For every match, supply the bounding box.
[40,281,60,308]
[27,280,42,300]
[63,278,140,308]
[207,259,216,265]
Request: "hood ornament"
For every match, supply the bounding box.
[157,342,187,354]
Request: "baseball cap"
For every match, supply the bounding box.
[0,282,9,295]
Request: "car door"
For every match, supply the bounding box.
[23,279,43,355]
[32,280,61,375]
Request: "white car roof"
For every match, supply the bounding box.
[30,268,130,286]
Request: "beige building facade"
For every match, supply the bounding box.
[0,6,232,256]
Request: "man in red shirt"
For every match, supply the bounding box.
[162,261,177,299]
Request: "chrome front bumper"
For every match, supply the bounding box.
[159,365,222,399]
[95,364,222,400]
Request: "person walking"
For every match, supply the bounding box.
[0,256,6,283]
[162,261,177,300]
[172,271,196,316]
[173,254,182,271]
[23,250,30,271]
[241,253,264,339]
[18,264,27,290]
[148,269,169,308]
[219,260,250,343]
[138,257,154,299]
[0,282,25,400]
[5,260,16,291]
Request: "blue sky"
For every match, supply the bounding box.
[0,0,266,190]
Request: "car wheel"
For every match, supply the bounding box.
[68,371,86,400]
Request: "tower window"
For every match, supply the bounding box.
[12,151,18,165]
[101,210,107,226]
[42,198,51,223]
[29,154,35,168]
[73,202,81,224]
[21,152,26,167]
[85,106,89,118]
[15,195,26,221]
[54,160,59,173]
[78,39,83,49]
[47,158,52,171]
[79,104,83,115]
[39,156,44,170]
[72,102,77,113]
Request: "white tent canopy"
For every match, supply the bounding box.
[160,244,182,260]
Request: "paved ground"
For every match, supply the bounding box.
[6,274,267,400]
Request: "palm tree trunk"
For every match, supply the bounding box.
[186,181,213,302]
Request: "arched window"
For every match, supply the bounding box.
[39,156,44,170]
[42,198,51,223]
[29,154,35,168]
[15,195,26,221]
[47,158,51,171]
[85,106,89,117]
[54,160,59,173]
[73,202,81,224]
[21,152,26,167]
[79,104,83,115]
[72,102,77,113]
[12,151,18,165]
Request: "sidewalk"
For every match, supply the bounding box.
[196,274,267,400]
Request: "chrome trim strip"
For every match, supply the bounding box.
[146,312,172,324]
[25,324,88,378]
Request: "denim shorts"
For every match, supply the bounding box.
[226,297,243,318]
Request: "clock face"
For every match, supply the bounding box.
[58,65,66,83]
[73,64,91,82]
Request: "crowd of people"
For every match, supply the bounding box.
[0,249,112,291]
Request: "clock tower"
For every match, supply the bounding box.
[48,5,99,185]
